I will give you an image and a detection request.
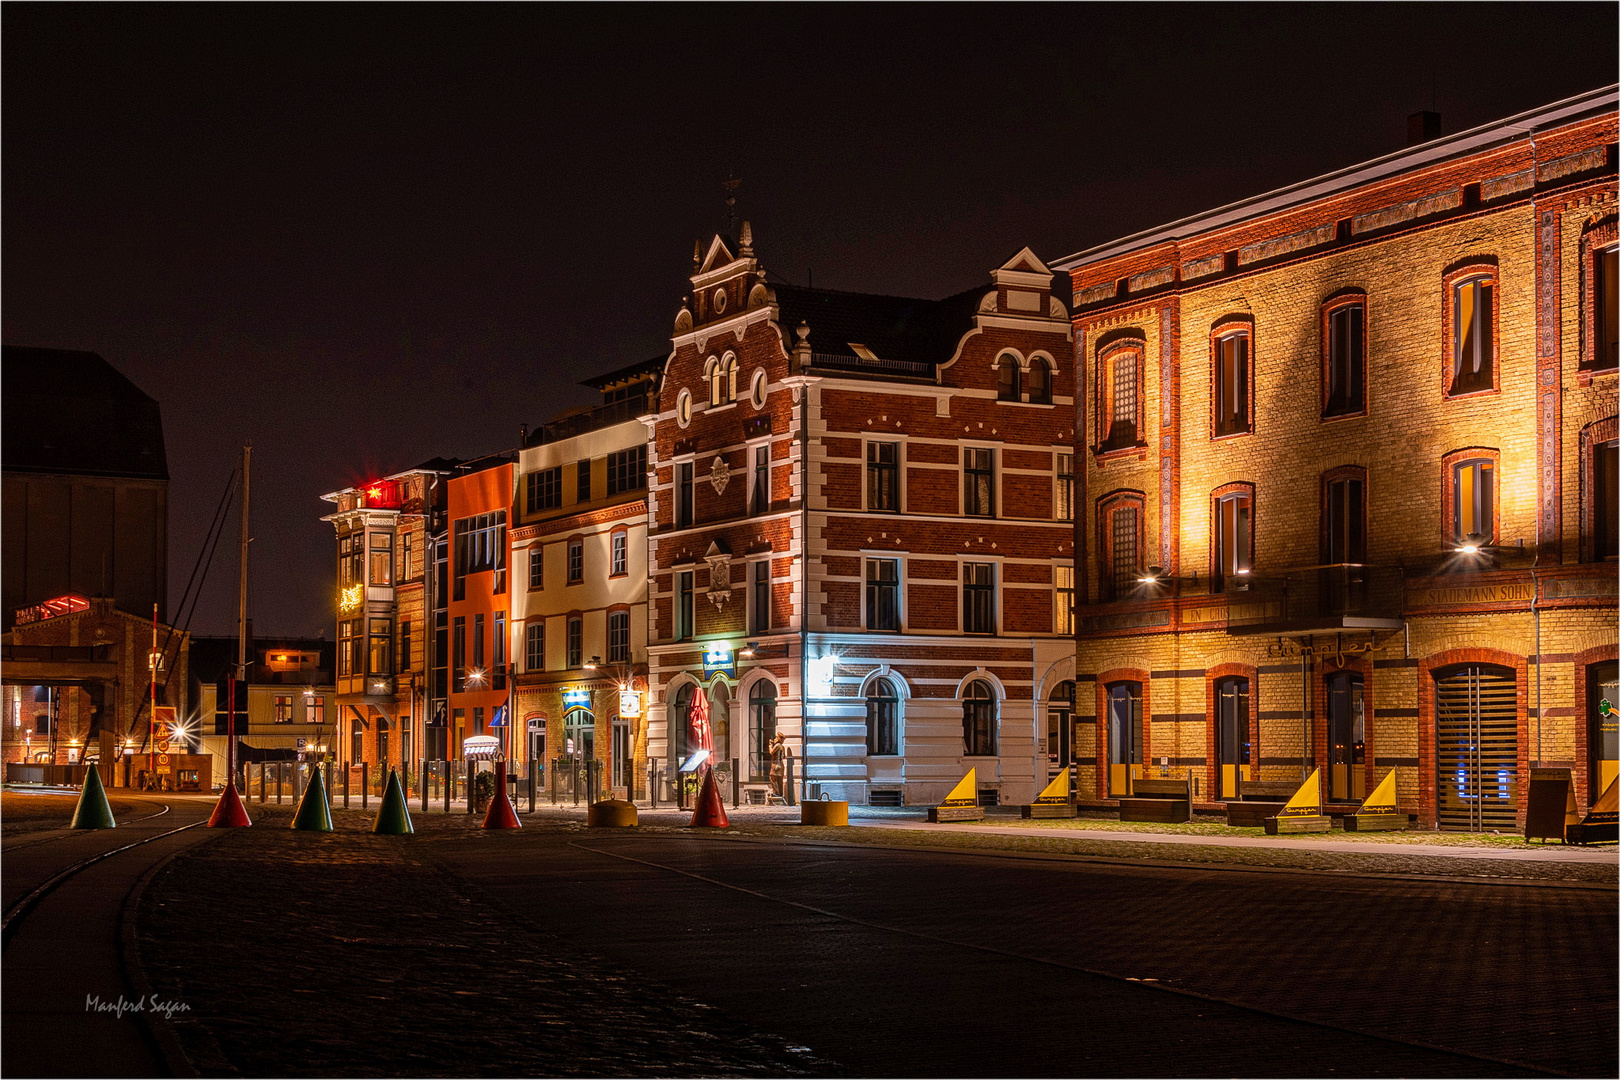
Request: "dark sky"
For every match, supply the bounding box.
[5,5,1616,639]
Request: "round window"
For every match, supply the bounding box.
[750,369,768,409]
[713,288,727,314]
[676,389,692,428]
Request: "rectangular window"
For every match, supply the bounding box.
[369,617,393,675]
[472,613,485,669]
[1597,439,1619,560]
[608,611,630,663]
[339,618,362,677]
[577,459,592,503]
[473,706,484,733]
[493,611,506,683]
[401,533,413,583]
[1215,491,1253,590]
[566,616,583,668]
[1107,505,1139,600]
[611,532,628,576]
[452,512,506,599]
[676,571,694,640]
[370,531,393,586]
[962,562,995,634]
[1054,565,1074,635]
[867,442,899,511]
[527,468,562,513]
[1324,302,1366,417]
[866,558,900,631]
[339,531,364,589]
[452,616,466,691]
[567,539,584,583]
[306,697,325,725]
[750,559,771,634]
[1325,477,1366,564]
[433,611,448,699]
[1452,277,1494,395]
[676,462,694,529]
[529,547,543,590]
[273,695,293,723]
[749,444,770,515]
[607,447,648,495]
[1055,453,1074,521]
[1454,459,1495,544]
[525,622,545,671]
[964,448,994,517]
[399,619,413,674]
[1215,331,1251,436]
[1596,246,1619,371]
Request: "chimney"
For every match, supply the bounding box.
[1407,111,1441,147]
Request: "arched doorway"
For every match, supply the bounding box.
[1434,663,1517,831]
[751,680,779,779]
[1047,681,1075,782]
[564,707,594,759]
[527,716,547,783]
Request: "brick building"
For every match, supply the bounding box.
[645,226,1074,807]
[510,359,659,797]
[320,463,457,777]
[1055,87,1619,827]
[191,635,336,780]
[442,457,517,761]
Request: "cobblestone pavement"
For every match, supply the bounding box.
[134,806,1615,1077]
[137,806,828,1078]
[421,822,1614,1078]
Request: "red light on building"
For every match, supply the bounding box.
[356,479,404,509]
[13,593,91,626]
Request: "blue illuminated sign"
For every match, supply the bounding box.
[702,645,735,678]
[561,686,591,707]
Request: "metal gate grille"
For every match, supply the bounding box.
[1435,664,1518,831]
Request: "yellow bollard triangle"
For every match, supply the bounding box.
[1590,775,1618,816]
[940,768,977,807]
[1276,769,1323,818]
[1357,770,1398,815]
[1033,767,1070,805]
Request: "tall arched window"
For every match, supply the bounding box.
[748,680,777,780]
[706,359,723,405]
[1099,340,1143,452]
[866,677,899,756]
[962,679,997,756]
[996,355,1021,401]
[1027,358,1053,404]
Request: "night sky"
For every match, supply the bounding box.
[5,5,1615,639]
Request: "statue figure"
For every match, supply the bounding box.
[767,732,789,801]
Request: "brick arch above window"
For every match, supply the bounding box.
[1320,289,1369,419]
[1441,260,1501,399]
[1205,661,1260,796]
[1209,315,1255,439]
[1209,481,1256,589]
[1580,416,1618,563]
[1319,465,1369,565]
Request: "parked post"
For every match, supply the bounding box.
[733,757,741,808]
[421,758,428,814]
[785,755,796,806]
[324,761,333,808]
[257,764,265,803]
[361,761,369,811]
[443,760,451,813]
[528,766,536,813]
[649,762,658,809]
[343,763,350,808]
[465,760,474,813]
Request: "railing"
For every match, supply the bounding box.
[533,393,653,445]
[1225,564,1404,632]
[809,352,934,378]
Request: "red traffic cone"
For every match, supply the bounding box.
[481,761,522,830]
[689,768,730,828]
[207,781,253,828]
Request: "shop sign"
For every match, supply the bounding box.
[561,685,591,707]
[702,644,735,678]
[618,690,643,718]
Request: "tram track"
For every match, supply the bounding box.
[569,837,1572,1079]
[2,810,203,951]
[0,801,173,855]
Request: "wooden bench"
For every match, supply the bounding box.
[1021,801,1077,819]
[928,804,985,823]
[1342,812,1409,831]
[1119,777,1192,823]
[1224,778,1299,828]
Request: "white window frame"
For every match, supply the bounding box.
[861,552,907,633]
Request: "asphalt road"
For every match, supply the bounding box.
[427,827,1615,1078]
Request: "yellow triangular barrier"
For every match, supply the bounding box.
[940,768,977,807]
[1358,770,1398,815]
[1276,769,1323,819]
[1033,768,1070,805]
[1591,775,1618,816]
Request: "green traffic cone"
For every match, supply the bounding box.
[70,766,117,830]
[290,763,333,832]
[373,767,414,835]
